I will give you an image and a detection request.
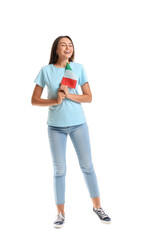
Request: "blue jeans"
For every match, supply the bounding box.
[47,122,100,205]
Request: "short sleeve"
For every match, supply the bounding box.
[34,67,46,88]
[79,64,88,86]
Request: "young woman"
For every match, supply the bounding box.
[31,35,111,228]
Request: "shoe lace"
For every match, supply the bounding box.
[55,213,65,223]
[97,208,109,219]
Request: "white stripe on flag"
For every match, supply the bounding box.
[64,69,78,80]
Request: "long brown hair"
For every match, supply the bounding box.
[48,35,75,64]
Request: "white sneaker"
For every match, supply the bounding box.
[53,213,65,228]
[93,207,111,223]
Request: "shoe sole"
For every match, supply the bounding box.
[53,223,64,228]
[101,219,112,224]
[93,211,111,224]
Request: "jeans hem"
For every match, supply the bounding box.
[90,194,100,198]
[56,202,65,205]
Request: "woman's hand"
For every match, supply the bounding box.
[57,90,66,104]
[58,84,70,98]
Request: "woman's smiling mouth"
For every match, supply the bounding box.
[64,51,71,54]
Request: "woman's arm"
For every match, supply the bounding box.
[59,82,92,103]
[31,84,65,106]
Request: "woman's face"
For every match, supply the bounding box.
[56,38,74,60]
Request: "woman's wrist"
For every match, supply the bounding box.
[66,93,71,99]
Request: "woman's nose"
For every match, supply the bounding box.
[66,44,71,49]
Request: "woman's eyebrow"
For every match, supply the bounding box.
[60,42,72,44]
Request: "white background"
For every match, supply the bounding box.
[0,0,160,239]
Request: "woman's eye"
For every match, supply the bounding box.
[61,44,73,47]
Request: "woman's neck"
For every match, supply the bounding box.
[54,59,70,68]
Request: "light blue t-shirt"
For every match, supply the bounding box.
[34,61,88,127]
